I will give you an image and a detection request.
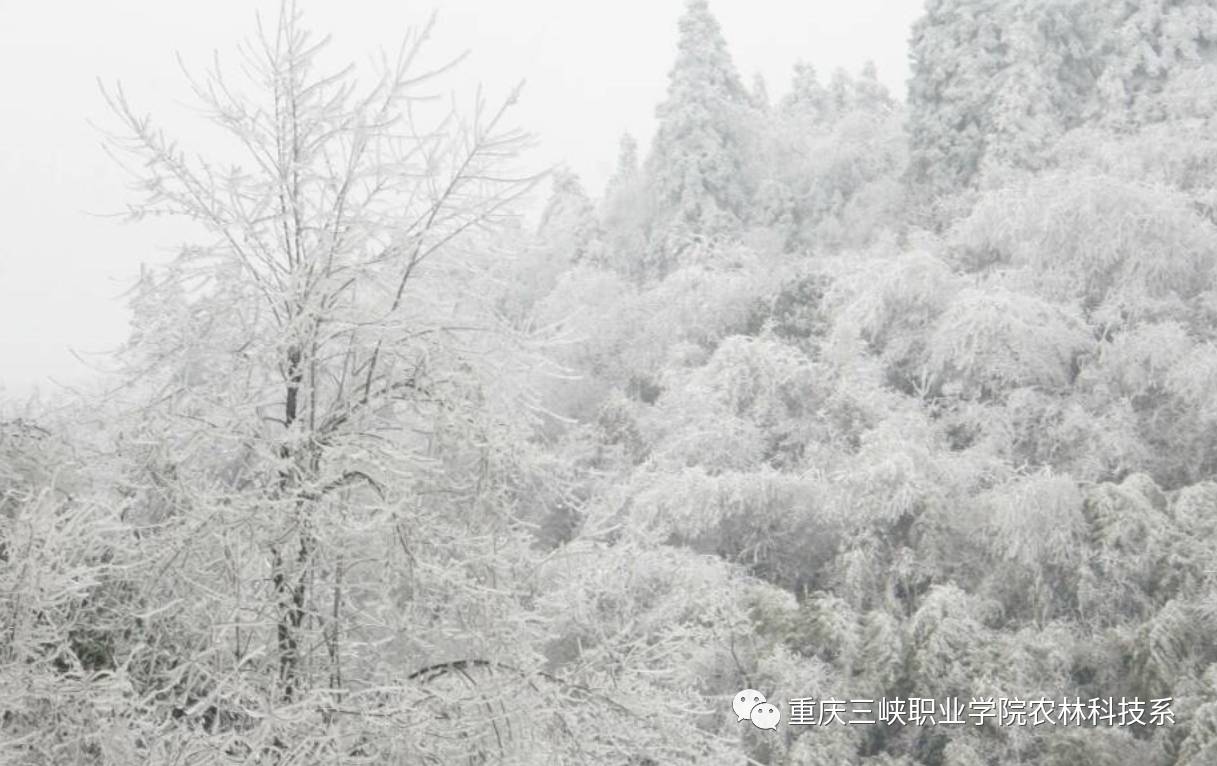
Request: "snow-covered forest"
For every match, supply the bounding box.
[5,0,1217,763]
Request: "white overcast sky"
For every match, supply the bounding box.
[0,0,924,400]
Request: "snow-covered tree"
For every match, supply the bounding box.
[601,133,652,279]
[604,132,640,201]
[537,167,603,266]
[749,71,771,111]
[9,5,738,762]
[907,0,1011,196]
[982,0,1099,176]
[780,61,833,123]
[1096,0,1217,126]
[644,0,754,274]
[854,60,896,113]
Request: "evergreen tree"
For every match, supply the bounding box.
[601,133,651,279]
[854,60,896,113]
[645,0,753,275]
[982,0,1099,176]
[906,0,1010,196]
[781,61,833,122]
[603,132,640,201]
[750,71,772,111]
[827,66,856,113]
[537,167,602,266]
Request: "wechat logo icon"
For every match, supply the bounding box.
[733,689,781,731]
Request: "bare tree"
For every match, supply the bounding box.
[90,2,573,760]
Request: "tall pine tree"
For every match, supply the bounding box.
[644,0,753,275]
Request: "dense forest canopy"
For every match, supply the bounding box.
[4,0,1217,764]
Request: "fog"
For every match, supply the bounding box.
[0,0,920,398]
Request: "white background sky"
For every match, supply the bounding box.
[0,0,924,400]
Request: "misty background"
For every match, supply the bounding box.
[0,0,920,398]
